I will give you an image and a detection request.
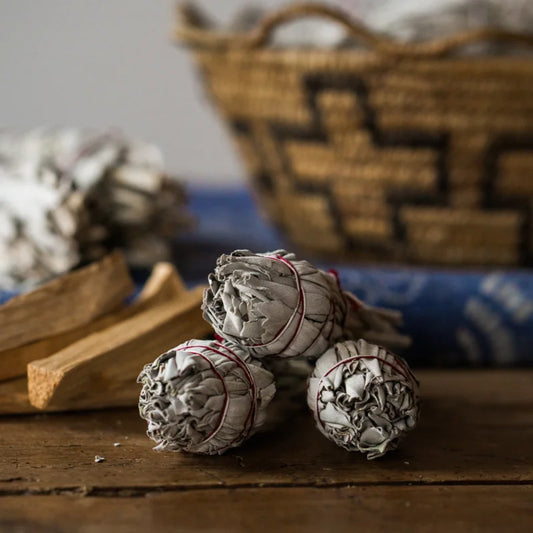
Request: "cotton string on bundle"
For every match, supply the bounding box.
[308,339,420,459]
[202,249,410,359]
[138,339,276,455]
[138,249,418,458]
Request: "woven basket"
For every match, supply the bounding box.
[177,2,533,266]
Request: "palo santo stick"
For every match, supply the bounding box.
[0,251,134,353]
[0,262,185,382]
[0,264,187,414]
[0,374,157,415]
[134,262,186,305]
[27,286,211,411]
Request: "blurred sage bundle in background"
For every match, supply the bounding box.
[230,0,533,52]
[351,0,533,46]
[0,129,191,288]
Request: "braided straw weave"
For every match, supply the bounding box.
[177,2,533,266]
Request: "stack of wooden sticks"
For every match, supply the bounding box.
[0,252,211,414]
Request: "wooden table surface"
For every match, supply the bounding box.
[0,369,532,533]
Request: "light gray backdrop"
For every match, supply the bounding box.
[0,0,300,185]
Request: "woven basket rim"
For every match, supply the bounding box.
[174,1,533,58]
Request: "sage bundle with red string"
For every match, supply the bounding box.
[202,250,410,359]
[308,339,419,459]
[138,249,418,457]
[138,339,276,455]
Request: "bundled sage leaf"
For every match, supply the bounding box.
[202,249,410,359]
[138,339,276,455]
[307,339,420,459]
[353,0,533,53]
[0,128,191,288]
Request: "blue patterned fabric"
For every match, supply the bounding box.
[176,186,533,366]
[3,186,533,366]
[336,267,533,366]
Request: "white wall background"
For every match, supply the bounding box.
[0,1,296,185]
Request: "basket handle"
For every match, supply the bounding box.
[175,2,385,50]
[245,3,387,51]
[177,2,533,57]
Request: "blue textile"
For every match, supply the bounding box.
[176,186,533,366]
[3,185,533,366]
[335,267,533,366]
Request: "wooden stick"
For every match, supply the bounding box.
[0,251,134,353]
[134,262,186,305]
[27,286,211,411]
[0,263,191,414]
[0,262,185,382]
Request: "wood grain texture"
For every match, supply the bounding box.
[0,370,531,493]
[0,262,185,382]
[0,251,134,353]
[0,369,532,531]
[26,286,211,410]
[1,486,532,533]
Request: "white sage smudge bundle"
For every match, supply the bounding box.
[202,250,410,359]
[196,1,533,54]
[351,0,533,52]
[0,128,190,288]
[138,339,276,455]
[308,339,419,460]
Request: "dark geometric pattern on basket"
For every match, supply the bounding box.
[204,64,533,265]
